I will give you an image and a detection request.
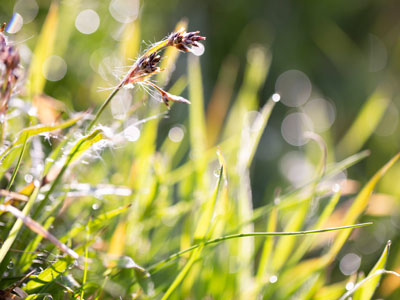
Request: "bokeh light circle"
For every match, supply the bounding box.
[109,0,139,24]
[75,9,100,35]
[339,253,361,276]
[303,98,336,132]
[168,126,185,143]
[14,0,38,24]
[42,55,67,81]
[281,112,313,146]
[275,70,312,107]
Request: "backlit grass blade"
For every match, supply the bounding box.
[206,56,239,146]
[238,96,277,170]
[246,150,370,228]
[0,185,40,264]
[314,281,346,300]
[28,2,59,97]
[340,270,400,300]
[0,204,78,259]
[160,162,223,298]
[353,240,391,300]
[289,190,341,265]
[193,165,223,241]
[60,204,131,243]
[256,207,277,282]
[0,114,84,173]
[120,20,141,64]
[148,223,372,274]
[271,202,309,273]
[187,55,207,161]
[24,258,72,293]
[32,129,106,219]
[19,216,54,272]
[337,90,390,158]
[106,221,127,267]
[325,152,400,262]
[223,46,271,139]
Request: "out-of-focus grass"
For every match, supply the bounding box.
[0,2,400,299]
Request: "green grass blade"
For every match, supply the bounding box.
[239,96,277,169]
[24,258,72,293]
[289,190,341,265]
[223,46,271,139]
[337,90,390,158]
[60,204,131,243]
[19,216,54,272]
[339,270,400,300]
[354,240,391,300]
[325,153,400,262]
[149,223,372,274]
[271,202,309,273]
[27,2,59,97]
[256,207,277,281]
[159,162,223,298]
[0,115,84,174]
[0,185,40,264]
[32,128,105,219]
[187,55,207,161]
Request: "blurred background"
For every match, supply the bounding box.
[1,0,400,297]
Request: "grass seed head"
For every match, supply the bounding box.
[168,29,206,52]
[123,29,205,108]
[0,30,21,113]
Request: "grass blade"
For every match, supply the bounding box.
[160,161,223,298]
[325,152,400,262]
[0,185,40,264]
[149,223,372,274]
[353,240,391,300]
[27,2,59,97]
[337,90,390,157]
[187,55,207,161]
[340,270,400,300]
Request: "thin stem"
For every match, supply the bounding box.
[86,81,124,131]
[147,222,372,273]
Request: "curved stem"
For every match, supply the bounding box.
[147,222,372,273]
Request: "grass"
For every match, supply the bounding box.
[0,6,400,300]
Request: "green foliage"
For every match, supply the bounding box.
[0,2,399,300]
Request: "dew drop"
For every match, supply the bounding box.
[272,93,281,102]
[24,174,33,183]
[269,275,278,283]
[332,183,341,193]
[213,168,221,178]
[345,282,354,291]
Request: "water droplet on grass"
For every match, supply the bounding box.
[345,282,354,291]
[24,174,33,183]
[269,275,278,283]
[272,93,281,102]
